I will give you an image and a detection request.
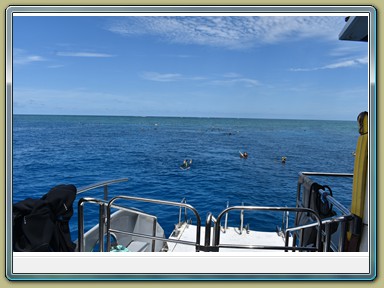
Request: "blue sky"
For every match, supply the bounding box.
[12,14,368,120]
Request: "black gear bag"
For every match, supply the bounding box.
[13,184,77,252]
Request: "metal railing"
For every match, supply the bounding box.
[76,176,353,253]
[76,179,203,252]
[76,178,129,252]
[77,178,128,200]
[78,197,107,252]
[214,206,323,252]
[106,195,202,252]
[177,198,188,227]
[295,172,354,252]
[204,212,217,249]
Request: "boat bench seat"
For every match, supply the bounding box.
[127,241,149,252]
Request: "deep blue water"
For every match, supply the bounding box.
[12,115,358,240]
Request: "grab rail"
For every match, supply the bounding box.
[78,196,158,252]
[77,178,128,200]
[299,172,353,178]
[76,178,128,251]
[78,197,107,252]
[106,195,202,252]
[75,178,204,252]
[177,198,188,227]
[76,176,353,253]
[214,206,323,252]
[205,212,217,248]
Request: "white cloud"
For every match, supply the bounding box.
[13,48,114,66]
[209,72,260,87]
[56,51,114,57]
[140,72,183,82]
[324,57,368,69]
[13,49,46,65]
[140,71,259,87]
[140,71,206,82]
[290,57,368,71]
[211,77,260,87]
[106,16,345,49]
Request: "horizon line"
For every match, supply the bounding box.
[12,113,356,122]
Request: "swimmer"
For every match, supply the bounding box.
[240,151,248,159]
[181,159,192,169]
[281,156,287,164]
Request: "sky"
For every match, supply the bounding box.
[12,14,369,120]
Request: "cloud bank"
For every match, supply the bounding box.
[290,57,368,71]
[106,16,345,50]
[140,71,260,87]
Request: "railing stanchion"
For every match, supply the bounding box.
[224,201,229,232]
[239,202,244,235]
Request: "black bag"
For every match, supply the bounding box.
[13,184,77,252]
[297,182,338,249]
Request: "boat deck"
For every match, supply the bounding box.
[167,223,292,252]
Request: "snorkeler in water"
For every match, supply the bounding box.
[181,159,192,169]
[239,151,248,159]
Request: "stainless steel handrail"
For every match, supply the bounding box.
[224,201,229,232]
[76,178,203,252]
[214,206,323,252]
[77,178,129,251]
[205,212,217,248]
[106,195,202,252]
[78,197,157,252]
[239,202,244,235]
[78,197,107,252]
[177,198,187,227]
[300,172,354,178]
[77,178,128,200]
[77,175,353,253]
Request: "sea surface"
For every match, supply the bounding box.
[12,115,358,240]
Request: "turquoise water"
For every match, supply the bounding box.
[12,115,358,238]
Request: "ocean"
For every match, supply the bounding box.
[11,115,358,240]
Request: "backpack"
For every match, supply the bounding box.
[297,182,338,250]
[13,184,77,252]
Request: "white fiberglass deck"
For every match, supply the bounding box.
[167,223,292,252]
